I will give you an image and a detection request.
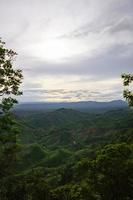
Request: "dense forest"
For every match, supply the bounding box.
[0,40,133,200]
[0,107,133,200]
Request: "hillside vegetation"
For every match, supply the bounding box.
[1,107,131,199]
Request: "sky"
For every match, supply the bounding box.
[0,0,133,102]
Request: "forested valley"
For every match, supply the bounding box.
[1,106,133,200]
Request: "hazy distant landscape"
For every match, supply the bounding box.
[14,100,128,111]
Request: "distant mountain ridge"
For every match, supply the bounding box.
[14,100,127,111]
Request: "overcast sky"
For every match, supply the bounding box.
[0,0,133,102]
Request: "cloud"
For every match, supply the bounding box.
[21,43,133,79]
[109,16,133,33]
[0,0,133,102]
[20,88,123,102]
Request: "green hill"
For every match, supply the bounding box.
[17,108,133,148]
[2,107,133,199]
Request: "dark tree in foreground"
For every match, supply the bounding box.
[89,143,133,200]
[122,74,133,106]
[0,38,23,195]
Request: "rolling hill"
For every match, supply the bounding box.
[16,107,133,149]
[14,100,128,112]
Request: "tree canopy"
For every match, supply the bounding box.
[122,74,133,107]
[0,38,23,182]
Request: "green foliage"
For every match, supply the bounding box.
[51,183,96,200]
[0,39,23,97]
[18,108,133,148]
[2,107,130,199]
[122,73,133,106]
[89,143,133,200]
[2,142,131,200]
[13,108,133,200]
[0,39,23,180]
[16,144,47,171]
